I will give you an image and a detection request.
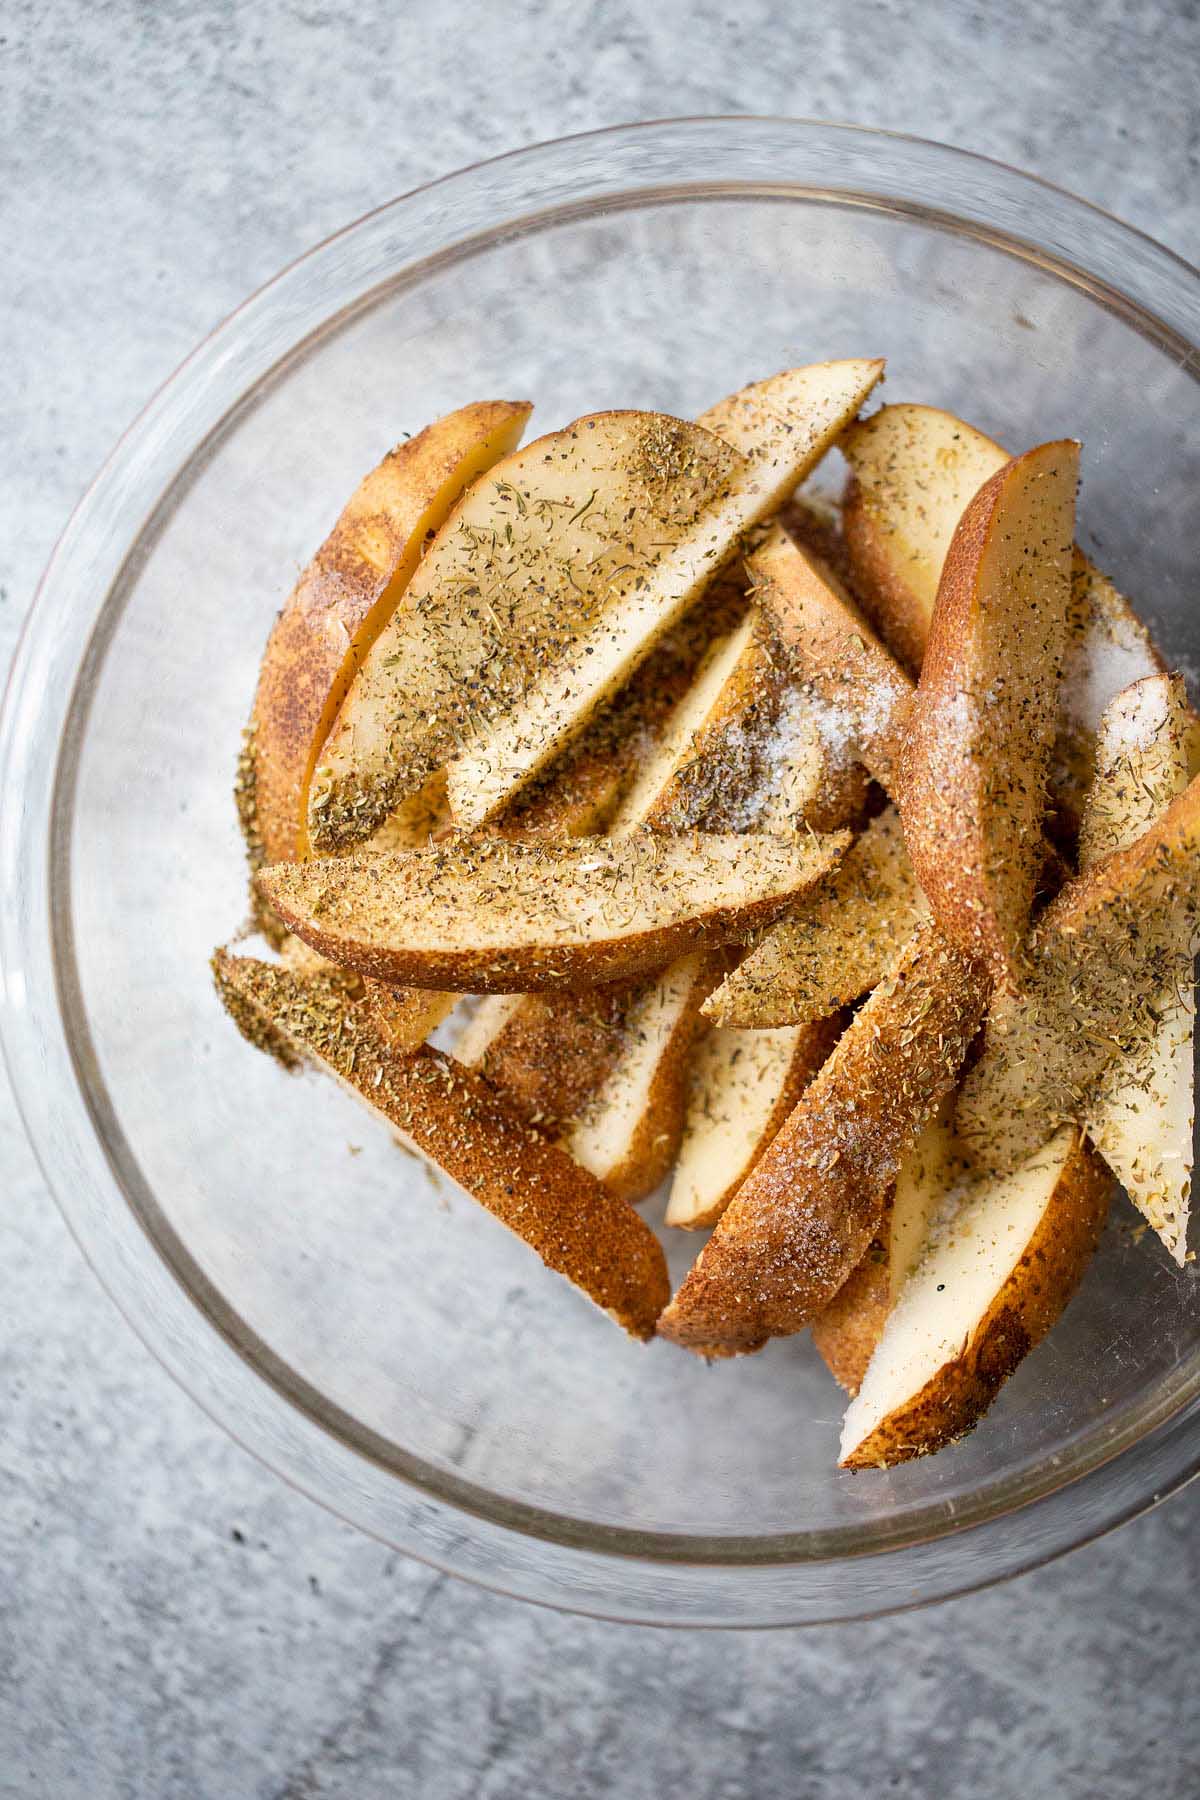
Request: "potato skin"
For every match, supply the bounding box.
[255,831,849,994]
[841,1135,1112,1468]
[212,953,669,1340]
[898,442,1077,985]
[250,400,530,864]
[809,1217,893,1395]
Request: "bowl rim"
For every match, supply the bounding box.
[4,115,1200,1627]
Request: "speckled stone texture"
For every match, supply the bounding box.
[3,1,1200,1795]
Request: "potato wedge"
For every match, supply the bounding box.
[839,1128,1111,1468]
[1078,673,1194,866]
[665,1017,837,1230]
[899,440,1079,983]
[810,1109,958,1394]
[704,806,924,1029]
[618,608,867,837]
[841,403,1011,674]
[749,525,915,793]
[566,952,722,1204]
[460,962,720,1204]
[458,983,639,1132]
[1076,674,1194,1262]
[658,920,988,1354]
[249,400,531,864]
[957,771,1200,1174]
[842,402,1178,811]
[442,362,884,826]
[307,410,738,848]
[210,953,669,1340]
[257,827,850,993]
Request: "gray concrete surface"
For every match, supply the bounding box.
[3,2,1200,1794]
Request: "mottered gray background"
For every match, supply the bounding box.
[3,2,1200,1795]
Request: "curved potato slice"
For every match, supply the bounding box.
[211,953,669,1340]
[1077,674,1193,1262]
[839,1128,1111,1468]
[705,806,923,1029]
[257,827,850,993]
[665,1017,837,1230]
[658,920,988,1354]
[565,952,719,1204]
[957,771,1200,1174]
[749,525,915,793]
[899,440,1078,983]
[810,1108,959,1394]
[249,400,531,864]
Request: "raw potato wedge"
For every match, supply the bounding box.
[566,952,723,1204]
[666,1017,838,1230]
[899,440,1079,982]
[1078,673,1194,866]
[249,400,531,864]
[1077,674,1194,1262]
[749,525,915,792]
[257,827,850,992]
[957,771,1200,1174]
[444,362,885,825]
[459,983,640,1133]
[211,953,669,1340]
[841,402,1178,809]
[622,608,867,837]
[309,410,740,848]
[705,806,924,1029]
[659,920,989,1354]
[462,961,720,1204]
[494,604,745,842]
[841,403,1012,675]
[839,1128,1111,1468]
[811,1108,959,1394]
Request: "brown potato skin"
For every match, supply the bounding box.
[212,953,669,1340]
[809,1208,894,1395]
[841,1135,1112,1468]
[658,922,988,1354]
[251,400,530,864]
[898,442,1077,985]
[472,983,641,1134]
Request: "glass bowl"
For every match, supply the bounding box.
[4,119,1200,1628]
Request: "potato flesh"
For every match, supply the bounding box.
[566,953,710,1190]
[705,806,924,1029]
[1079,675,1195,1263]
[447,363,885,824]
[839,1128,1079,1460]
[666,1024,816,1228]
[309,411,742,849]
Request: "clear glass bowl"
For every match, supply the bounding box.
[5,119,1200,1627]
